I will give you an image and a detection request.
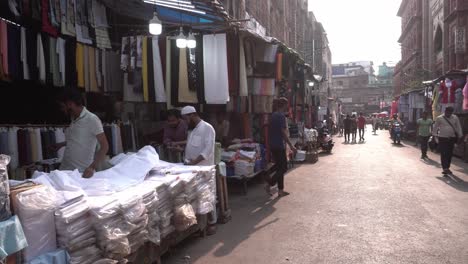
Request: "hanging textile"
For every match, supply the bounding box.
[463,76,468,111]
[142,36,149,102]
[165,37,173,108]
[203,34,229,104]
[88,46,98,92]
[75,43,84,88]
[178,48,198,104]
[251,78,276,96]
[439,79,456,105]
[170,39,179,106]
[152,36,166,103]
[41,0,59,37]
[226,31,240,96]
[7,23,21,81]
[276,53,283,81]
[74,0,92,44]
[239,35,248,97]
[146,37,155,102]
[37,33,46,83]
[432,88,441,118]
[0,21,8,78]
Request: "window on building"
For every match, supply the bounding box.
[434,25,443,53]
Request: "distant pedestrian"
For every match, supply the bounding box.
[338,115,344,137]
[416,111,433,159]
[350,114,358,143]
[343,114,351,143]
[358,113,366,141]
[372,115,379,134]
[432,107,463,175]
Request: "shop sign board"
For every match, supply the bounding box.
[455,27,466,54]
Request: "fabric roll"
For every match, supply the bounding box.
[178,48,197,104]
[226,32,240,96]
[110,124,117,155]
[195,35,205,103]
[17,130,27,166]
[88,46,98,92]
[0,21,8,76]
[37,33,46,83]
[40,130,50,159]
[165,37,173,108]
[276,53,283,81]
[7,24,22,80]
[203,34,229,104]
[115,125,123,154]
[95,48,101,88]
[47,130,57,159]
[8,128,19,170]
[34,128,43,162]
[49,37,61,87]
[76,43,84,88]
[152,36,166,103]
[65,39,77,86]
[146,37,155,102]
[25,29,38,81]
[142,36,149,102]
[29,129,38,162]
[83,45,90,90]
[170,39,179,106]
[56,37,66,86]
[239,35,248,97]
[20,27,30,80]
[136,36,143,68]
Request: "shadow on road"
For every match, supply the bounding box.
[421,158,442,168]
[436,176,468,192]
[391,143,406,147]
[163,185,281,263]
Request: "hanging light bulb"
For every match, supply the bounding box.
[187,32,196,49]
[176,27,187,48]
[149,12,162,35]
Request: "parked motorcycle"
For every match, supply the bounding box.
[317,127,334,153]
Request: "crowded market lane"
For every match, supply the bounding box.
[164,126,468,264]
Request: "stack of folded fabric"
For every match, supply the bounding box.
[193,168,216,215]
[55,195,102,264]
[0,155,11,222]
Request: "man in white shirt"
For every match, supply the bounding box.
[432,107,463,175]
[52,89,109,178]
[180,106,216,166]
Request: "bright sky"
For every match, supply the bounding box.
[309,0,402,67]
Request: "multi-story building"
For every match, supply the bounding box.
[333,62,393,115]
[394,0,468,98]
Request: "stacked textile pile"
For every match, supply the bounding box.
[170,173,197,232]
[13,185,60,262]
[89,191,149,262]
[193,168,217,215]
[55,195,102,264]
[0,155,11,221]
[222,141,264,176]
[147,176,176,239]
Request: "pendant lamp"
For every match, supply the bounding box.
[187,32,196,49]
[149,12,162,35]
[176,27,187,48]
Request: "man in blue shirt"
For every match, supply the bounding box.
[266,97,296,197]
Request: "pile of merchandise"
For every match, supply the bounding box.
[0,155,11,221]
[221,140,265,176]
[3,146,217,262]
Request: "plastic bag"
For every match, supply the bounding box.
[90,198,120,220]
[173,204,197,232]
[55,195,89,224]
[56,216,92,237]
[100,237,130,259]
[15,185,60,262]
[0,155,11,221]
[69,245,102,264]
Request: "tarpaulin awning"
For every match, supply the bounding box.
[144,0,229,27]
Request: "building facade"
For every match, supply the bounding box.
[394,0,468,97]
[334,62,393,115]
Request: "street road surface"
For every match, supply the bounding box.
[164,127,468,264]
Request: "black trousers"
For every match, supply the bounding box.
[438,137,456,170]
[270,148,288,190]
[359,128,365,140]
[344,129,351,141]
[419,136,430,156]
[352,129,357,141]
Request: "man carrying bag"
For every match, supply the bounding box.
[432,107,463,175]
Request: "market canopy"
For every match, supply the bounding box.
[145,0,229,29]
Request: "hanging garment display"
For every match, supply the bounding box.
[146,37,155,102]
[165,37,173,108]
[463,76,468,111]
[152,36,166,103]
[239,35,248,97]
[178,48,197,104]
[226,31,240,96]
[439,79,456,105]
[203,34,229,104]
[7,23,21,81]
[251,78,276,96]
[276,53,283,81]
[74,0,92,44]
[142,36,149,102]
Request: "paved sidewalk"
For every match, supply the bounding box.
[164,127,468,264]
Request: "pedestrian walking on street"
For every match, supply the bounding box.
[343,114,351,143]
[432,107,463,175]
[358,113,366,141]
[372,114,379,134]
[351,114,358,143]
[416,111,433,159]
[267,97,297,197]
